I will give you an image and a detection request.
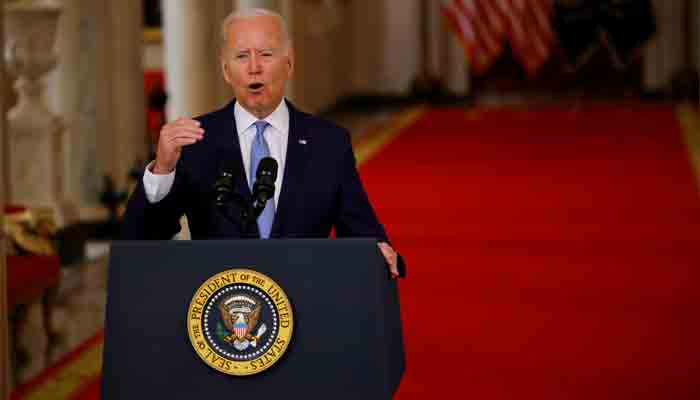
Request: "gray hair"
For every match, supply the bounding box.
[220,8,291,52]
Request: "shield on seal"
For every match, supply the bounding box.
[219,294,261,340]
[233,314,248,338]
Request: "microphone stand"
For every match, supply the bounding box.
[215,192,258,238]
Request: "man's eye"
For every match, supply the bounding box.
[261,52,273,57]
[236,54,248,60]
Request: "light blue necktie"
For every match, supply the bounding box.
[250,120,275,239]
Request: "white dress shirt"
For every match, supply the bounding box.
[143,99,289,210]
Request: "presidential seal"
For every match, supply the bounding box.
[187,269,293,376]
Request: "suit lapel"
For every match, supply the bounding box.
[214,100,252,203]
[272,101,311,237]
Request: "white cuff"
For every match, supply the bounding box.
[143,160,175,203]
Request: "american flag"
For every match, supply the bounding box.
[441,0,554,77]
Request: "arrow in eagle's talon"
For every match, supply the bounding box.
[249,324,268,348]
[256,324,267,337]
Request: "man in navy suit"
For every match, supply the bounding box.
[122,8,401,277]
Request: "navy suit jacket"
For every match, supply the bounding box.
[121,100,388,242]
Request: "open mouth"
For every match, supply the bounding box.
[249,83,264,91]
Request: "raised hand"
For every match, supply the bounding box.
[153,118,205,174]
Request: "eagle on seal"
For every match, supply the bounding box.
[219,295,262,341]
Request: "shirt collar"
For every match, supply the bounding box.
[234,99,289,136]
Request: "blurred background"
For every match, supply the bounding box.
[1,0,700,399]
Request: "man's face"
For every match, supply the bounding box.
[221,16,293,119]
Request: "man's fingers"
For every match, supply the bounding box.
[174,120,202,131]
[171,137,199,147]
[165,131,204,141]
[377,242,399,279]
[153,119,203,173]
[160,128,204,147]
[161,118,204,138]
[163,126,204,137]
[174,117,201,127]
[170,124,204,132]
[389,263,399,278]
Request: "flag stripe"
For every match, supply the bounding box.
[442,0,554,77]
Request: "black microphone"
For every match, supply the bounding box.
[252,157,278,216]
[214,159,237,206]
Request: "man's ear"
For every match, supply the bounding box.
[221,60,231,84]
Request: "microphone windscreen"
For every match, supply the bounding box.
[257,157,278,180]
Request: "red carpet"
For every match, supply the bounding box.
[10,331,103,400]
[16,104,700,399]
[358,104,700,399]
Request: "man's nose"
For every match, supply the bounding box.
[247,53,262,74]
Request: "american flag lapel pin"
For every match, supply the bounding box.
[299,139,307,145]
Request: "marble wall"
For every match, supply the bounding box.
[95,1,148,193]
[47,0,147,207]
[48,0,100,206]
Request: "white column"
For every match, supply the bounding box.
[112,2,147,189]
[94,0,148,190]
[47,0,101,206]
[163,1,229,120]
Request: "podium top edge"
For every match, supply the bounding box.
[111,238,379,248]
